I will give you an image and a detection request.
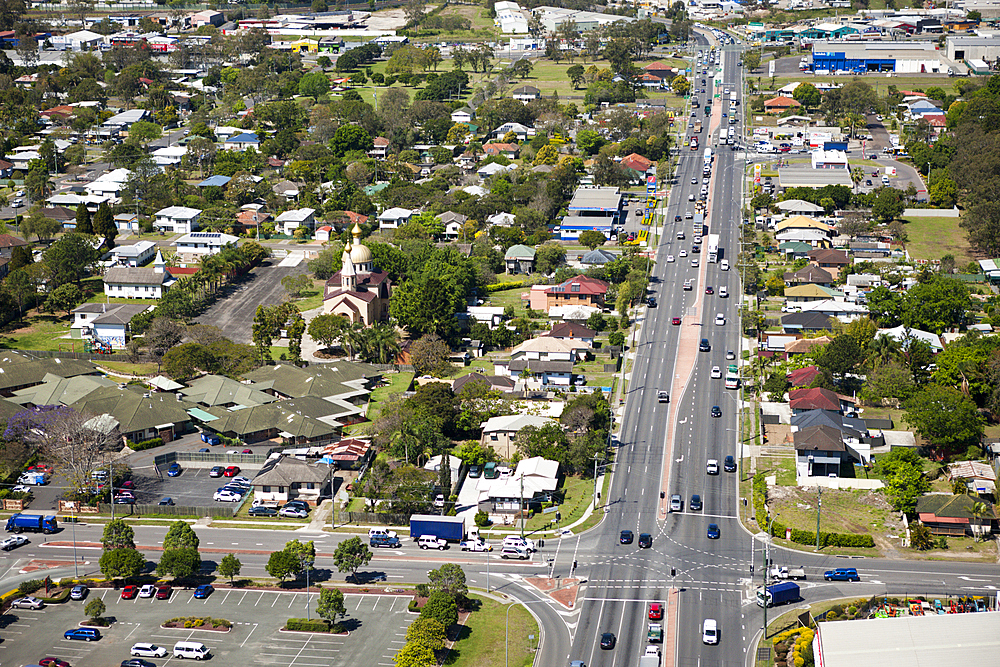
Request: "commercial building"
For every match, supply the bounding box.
[946,35,1000,64]
[811,40,948,74]
[560,186,623,240]
[533,5,633,32]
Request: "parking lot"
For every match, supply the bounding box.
[0,587,415,667]
[105,462,262,508]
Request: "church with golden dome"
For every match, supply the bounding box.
[321,224,393,325]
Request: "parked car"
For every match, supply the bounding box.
[649,602,664,620]
[167,463,182,477]
[64,628,100,641]
[193,585,214,599]
[130,644,168,658]
[249,506,278,517]
[213,490,242,502]
[279,506,308,518]
[40,657,70,667]
[468,465,482,478]
[122,660,156,667]
[224,466,240,477]
[209,466,224,478]
[138,585,156,598]
[10,596,44,609]
[69,585,88,600]
[120,585,138,600]
[155,585,172,600]
[158,497,174,506]
[284,500,309,512]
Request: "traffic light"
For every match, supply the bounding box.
[671,568,676,577]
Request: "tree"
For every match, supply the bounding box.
[877,448,928,515]
[43,234,100,286]
[578,230,606,250]
[792,82,821,108]
[92,202,115,240]
[163,521,200,550]
[127,120,162,145]
[308,313,349,352]
[284,539,316,568]
[535,243,566,274]
[299,71,330,101]
[44,283,83,317]
[316,588,347,625]
[904,385,984,454]
[743,51,761,71]
[533,145,559,165]
[9,245,32,273]
[427,563,467,601]
[75,203,93,235]
[218,553,242,584]
[393,642,436,667]
[20,207,61,241]
[24,161,52,202]
[671,75,690,97]
[102,518,136,550]
[145,317,186,358]
[281,273,313,299]
[156,547,201,579]
[85,597,106,621]
[910,522,934,550]
[872,188,904,223]
[817,334,864,377]
[567,64,585,89]
[266,549,301,583]
[332,536,373,583]
[419,591,458,628]
[99,547,144,581]
[860,361,915,406]
[409,333,452,376]
[575,129,604,155]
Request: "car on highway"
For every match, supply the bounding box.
[707,523,720,539]
[690,494,702,511]
[249,506,278,517]
[1,535,29,551]
[683,281,693,291]
[371,534,402,548]
[155,585,172,600]
[649,602,663,620]
[707,459,719,475]
[715,313,725,325]
[121,585,138,599]
[130,644,169,658]
[600,632,616,649]
[719,286,728,298]
[11,596,44,609]
[705,285,713,294]
[193,584,214,599]
[620,530,634,545]
[699,338,710,351]
[726,349,736,360]
[209,466,224,477]
[167,462,182,477]
[460,538,491,552]
[691,258,699,267]
[672,316,682,325]
[70,585,88,600]
[669,494,682,512]
[679,249,687,257]
[666,254,674,262]
[710,366,722,379]
[711,405,722,418]
[279,506,308,518]
[691,177,697,184]
[647,296,657,308]
[702,618,719,644]
[724,455,737,472]
[638,533,653,548]
[824,568,860,581]
[657,390,669,403]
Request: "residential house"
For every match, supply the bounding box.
[153,146,187,168]
[784,335,833,357]
[322,225,393,325]
[201,399,343,444]
[504,244,536,274]
[784,265,835,287]
[70,384,192,442]
[102,250,172,300]
[793,424,855,479]
[241,361,379,408]
[438,211,468,240]
[275,208,317,236]
[154,206,201,234]
[452,372,516,395]
[878,325,943,353]
[644,61,677,80]
[377,207,413,231]
[223,132,260,151]
[480,415,557,458]
[181,374,276,408]
[796,299,868,322]
[789,387,855,414]
[494,336,582,387]
[784,284,843,303]
[236,209,271,231]
[0,158,12,179]
[369,136,391,159]
[511,85,541,102]
[320,438,374,470]
[86,168,132,199]
[532,274,609,313]
[103,109,151,130]
[487,212,516,227]
[173,232,239,259]
[11,374,118,408]
[490,122,535,141]
[483,142,520,159]
[543,322,596,347]
[0,234,29,280]
[113,213,140,232]
[580,248,617,265]
[916,494,995,537]
[808,247,850,270]
[197,175,231,189]
[43,206,78,230]
[787,365,823,388]
[315,226,334,242]
[110,241,157,267]
[781,311,836,334]
[0,354,99,397]
[482,457,560,514]
[620,153,654,181]
[478,162,517,179]
[764,95,802,112]
[451,107,475,124]
[947,461,997,496]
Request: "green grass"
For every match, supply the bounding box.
[98,360,159,376]
[0,314,73,351]
[766,486,886,556]
[522,474,595,533]
[286,279,327,313]
[364,371,415,421]
[447,594,538,667]
[900,215,973,265]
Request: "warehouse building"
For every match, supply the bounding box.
[533,6,632,32]
[946,35,1000,64]
[811,40,949,73]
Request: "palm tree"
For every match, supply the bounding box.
[850,166,865,192]
[866,334,901,371]
[969,502,993,541]
[367,322,401,364]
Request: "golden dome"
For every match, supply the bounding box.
[349,224,372,265]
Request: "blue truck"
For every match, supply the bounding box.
[6,514,58,534]
[409,514,465,542]
[756,581,800,608]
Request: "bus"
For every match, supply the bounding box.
[690,135,699,151]
[703,147,713,164]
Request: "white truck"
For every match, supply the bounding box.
[770,565,807,580]
[639,653,660,667]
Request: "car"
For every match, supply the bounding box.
[70,585,88,600]
[726,349,736,360]
[114,495,135,505]
[11,596,44,609]
[705,285,714,294]
[241,448,253,454]
[198,447,210,453]
[647,297,657,308]
[11,484,32,493]
[688,193,695,201]
[371,534,402,548]
[468,465,482,478]
[707,459,719,475]
[707,523,720,539]
[40,658,70,667]
[679,249,688,258]
[715,313,725,326]
[122,660,156,667]
[824,568,860,581]
[683,281,693,291]
[167,463,181,477]
[280,506,308,518]
[224,466,240,477]
[710,366,722,379]
[719,286,728,298]
[1,535,28,551]
[620,529,634,544]
[724,455,737,472]
[121,480,135,490]
[11,198,24,207]
[209,466,224,477]
[27,463,53,474]
[459,538,492,552]
[130,644,169,658]
[691,259,700,267]
[699,338,710,352]
[638,533,652,548]
[684,211,693,219]
[676,231,685,239]
[674,215,682,222]
[284,500,310,512]
[138,584,156,598]
[158,497,174,506]
[691,177,697,184]
[690,494,702,511]
[213,490,242,502]
[155,585,172,600]
[671,316,682,326]
[193,584,214,599]
[64,628,100,641]
[121,585,138,600]
[249,506,278,517]
[711,405,722,418]
[232,476,252,485]
[702,618,719,645]
[657,389,670,403]
[669,494,682,512]
[649,602,664,620]
[600,632,616,649]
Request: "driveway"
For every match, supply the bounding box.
[194,257,307,343]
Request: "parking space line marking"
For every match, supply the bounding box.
[355,595,365,610]
[255,591,265,606]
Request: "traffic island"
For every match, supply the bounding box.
[162,616,232,631]
[524,576,580,609]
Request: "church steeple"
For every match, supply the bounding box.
[341,241,357,291]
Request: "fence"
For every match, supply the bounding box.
[342,511,411,526]
[98,503,240,518]
[177,451,271,466]
[15,349,159,364]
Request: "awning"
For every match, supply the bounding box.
[187,408,218,422]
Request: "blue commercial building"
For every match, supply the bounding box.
[560,187,623,241]
[810,40,945,74]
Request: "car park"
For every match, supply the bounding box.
[69,585,88,600]
[690,494,702,511]
[707,523,720,539]
[249,506,278,517]
[11,596,44,609]
[167,463,182,477]
[707,459,719,475]
[620,530,634,544]
[130,644,168,658]
[669,494,682,512]
[638,533,652,548]
[155,585,172,600]
[193,584,214,599]
[64,628,100,641]
[209,466,224,477]
[710,366,722,379]
[279,506,308,518]
[1,535,29,551]
[600,633,616,650]
[724,455,737,472]
[121,585,138,599]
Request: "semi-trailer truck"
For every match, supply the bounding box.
[6,514,58,534]
[756,581,800,608]
[707,234,720,263]
[409,514,465,542]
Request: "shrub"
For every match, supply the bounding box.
[474,510,491,527]
[285,618,332,632]
[129,437,164,452]
[408,599,420,612]
[18,579,43,596]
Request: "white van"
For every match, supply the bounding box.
[502,535,536,551]
[702,619,718,645]
[173,642,210,660]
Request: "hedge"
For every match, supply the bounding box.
[129,437,164,452]
[486,281,524,293]
[285,618,332,633]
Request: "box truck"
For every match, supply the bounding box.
[409,514,465,542]
[6,514,58,534]
[756,581,800,608]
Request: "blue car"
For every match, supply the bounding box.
[707,523,720,539]
[167,463,181,477]
[193,584,214,599]
[65,628,101,641]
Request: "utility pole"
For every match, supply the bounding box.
[816,486,822,550]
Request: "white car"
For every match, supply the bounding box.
[11,485,32,493]
[691,259,700,267]
[710,366,722,379]
[131,644,169,658]
[707,459,719,475]
[138,584,156,598]
[279,507,308,518]
[719,286,728,298]
[679,249,688,257]
[691,177,697,184]
[715,313,725,325]
[460,539,493,552]
[231,476,252,485]
[502,535,536,551]
[213,489,242,502]
[666,254,675,263]
[703,618,719,645]
[10,596,44,609]
[1,535,28,551]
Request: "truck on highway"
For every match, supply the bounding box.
[639,654,660,667]
[707,234,720,263]
[756,581,800,608]
[694,119,703,134]
[6,514,58,534]
[770,565,806,580]
[409,514,465,542]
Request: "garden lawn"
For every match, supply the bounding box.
[765,486,888,556]
[0,314,73,351]
[900,215,973,265]
[447,594,537,667]
[523,474,595,533]
[97,361,159,376]
[364,371,415,421]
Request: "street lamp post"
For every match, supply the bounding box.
[763,513,779,636]
[300,556,312,621]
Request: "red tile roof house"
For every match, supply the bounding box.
[342,211,369,226]
[788,387,855,415]
[621,153,654,181]
[787,365,822,388]
[483,142,520,159]
[369,136,391,159]
[644,61,677,80]
[916,494,995,537]
[543,275,609,313]
[764,96,801,112]
[808,248,849,269]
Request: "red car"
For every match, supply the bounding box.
[28,464,54,474]
[241,449,253,454]
[121,480,135,490]
[649,602,664,620]
[39,659,70,667]
[155,585,172,600]
[705,286,714,294]
[672,317,682,325]
[223,466,240,477]
[121,585,138,600]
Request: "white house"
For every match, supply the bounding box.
[214,126,244,140]
[480,415,558,458]
[478,162,517,179]
[71,303,151,349]
[491,122,535,141]
[110,241,157,267]
[224,132,260,151]
[103,109,150,130]
[487,212,517,227]
[51,29,104,51]
[102,251,172,299]
[275,208,316,235]
[484,456,560,513]
[86,168,133,198]
[154,206,202,234]
[378,207,414,230]
[152,145,187,167]
[451,107,475,124]
[511,85,541,102]
[173,231,239,258]
[315,225,333,242]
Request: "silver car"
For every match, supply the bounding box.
[10,596,44,609]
